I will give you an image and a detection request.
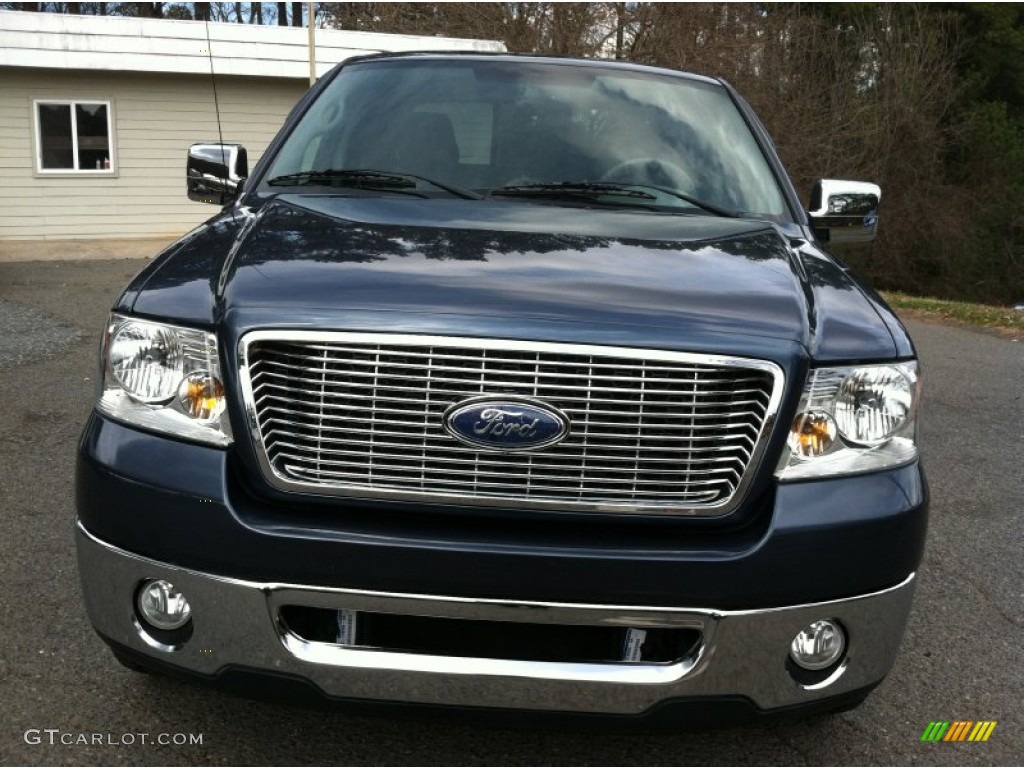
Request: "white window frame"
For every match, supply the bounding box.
[33,98,117,175]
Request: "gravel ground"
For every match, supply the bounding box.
[0,301,80,369]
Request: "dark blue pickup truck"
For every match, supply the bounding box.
[76,53,927,726]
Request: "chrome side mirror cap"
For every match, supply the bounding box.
[808,179,880,244]
[187,143,248,205]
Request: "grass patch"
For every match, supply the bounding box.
[881,291,1024,334]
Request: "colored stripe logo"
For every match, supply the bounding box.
[920,721,997,742]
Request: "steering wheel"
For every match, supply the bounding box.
[600,157,694,191]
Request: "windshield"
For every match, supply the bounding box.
[263,58,789,219]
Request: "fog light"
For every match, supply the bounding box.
[789,620,845,670]
[136,579,192,631]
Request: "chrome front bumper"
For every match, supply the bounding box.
[77,524,915,716]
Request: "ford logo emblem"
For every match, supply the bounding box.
[443,396,570,452]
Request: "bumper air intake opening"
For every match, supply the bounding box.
[278,605,702,665]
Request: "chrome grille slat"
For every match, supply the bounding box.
[267,444,751,467]
[255,352,767,384]
[258,410,763,437]
[253,391,770,421]
[263,428,754,455]
[262,428,761,456]
[266,343,758,372]
[281,464,729,497]
[276,454,742,482]
[254,395,768,424]
[240,332,783,516]
[264,437,756,463]
[254,380,771,410]
[253,368,765,396]
[268,443,748,472]
[252,367,769,399]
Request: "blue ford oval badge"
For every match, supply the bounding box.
[443,396,569,452]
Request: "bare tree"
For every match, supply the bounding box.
[137,2,163,18]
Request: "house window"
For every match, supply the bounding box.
[34,100,114,173]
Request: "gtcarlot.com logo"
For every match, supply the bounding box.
[24,729,203,746]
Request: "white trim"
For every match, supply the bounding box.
[33,98,117,175]
[0,10,505,80]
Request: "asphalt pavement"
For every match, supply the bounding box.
[0,259,1020,766]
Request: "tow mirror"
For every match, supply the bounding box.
[808,179,880,244]
[187,143,248,205]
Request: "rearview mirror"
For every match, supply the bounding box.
[187,143,248,205]
[808,179,880,244]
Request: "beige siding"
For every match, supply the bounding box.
[0,67,306,240]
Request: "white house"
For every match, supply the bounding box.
[0,10,504,241]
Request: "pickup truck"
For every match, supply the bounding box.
[76,52,927,726]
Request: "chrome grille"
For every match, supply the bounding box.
[239,333,783,516]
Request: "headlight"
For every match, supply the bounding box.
[834,366,913,445]
[777,361,919,480]
[109,321,183,403]
[97,315,232,447]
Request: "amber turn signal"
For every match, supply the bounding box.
[788,411,836,458]
[178,372,225,421]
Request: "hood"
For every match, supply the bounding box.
[225,196,807,348]
[129,195,899,361]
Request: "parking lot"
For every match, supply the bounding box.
[0,257,1021,766]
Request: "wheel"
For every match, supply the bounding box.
[601,157,694,190]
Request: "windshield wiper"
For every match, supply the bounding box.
[490,182,658,202]
[613,182,740,218]
[490,181,739,218]
[267,169,482,200]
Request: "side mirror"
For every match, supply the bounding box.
[808,179,880,244]
[187,143,248,205]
